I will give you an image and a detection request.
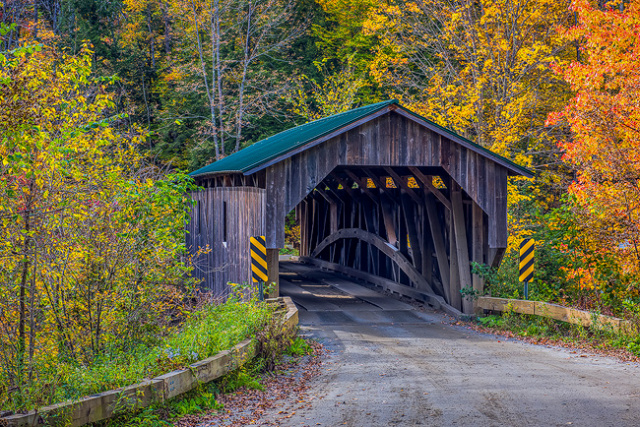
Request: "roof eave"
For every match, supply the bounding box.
[393,107,535,179]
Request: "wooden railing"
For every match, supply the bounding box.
[476,296,634,334]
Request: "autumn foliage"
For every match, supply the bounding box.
[549,0,640,273]
[0,39,199,409]
[2,0,640,410]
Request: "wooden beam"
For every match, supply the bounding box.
[308,228,436,295]
[329,172,357,199]
[343,170,380,206]
[379,195,398,246]
[425,194,450,302]
[409,167,451,210]
[449,213,462,311]
[451,184,473,314]
[362,168,390,195]
[314,187,337,205]
[383,167,422,204]
[343,169,368,188]
[401,193,423,274]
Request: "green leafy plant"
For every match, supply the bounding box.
[460,285,480,302]
[285,337,313,357]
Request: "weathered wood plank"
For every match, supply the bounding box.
[477,297,632,333]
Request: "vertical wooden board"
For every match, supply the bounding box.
[433,132,442,165]
[458,146,467,191]
[467,152,477,202]
[422,125,432,165]
[346,124,365,165]
[495,166,508,248]
[288,155,302,210]
[330,202,338,234]
[265,164,286,248]
[440,136,450,170]
[372,118,382,165]
[477,156,487,213]
[450,141,460,185]
[305,153,318,198]
[379,113,391,165]
[485,160,497,248]
[265,167,277,248]
[324,137,339,175]
[355,121,370,166]
[337,132,347,165]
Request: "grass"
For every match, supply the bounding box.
[2,298,274,413]
[98,337,315,427]
[475,311,640,358]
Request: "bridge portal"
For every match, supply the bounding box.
[188,100,532,313]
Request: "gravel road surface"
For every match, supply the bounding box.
[262,262,640,427]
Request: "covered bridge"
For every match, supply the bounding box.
[187,100,532,313]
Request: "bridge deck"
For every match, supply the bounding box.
[279,262,438,325]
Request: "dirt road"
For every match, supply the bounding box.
[263,262,640,427]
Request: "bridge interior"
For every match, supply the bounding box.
[294,164,490,315]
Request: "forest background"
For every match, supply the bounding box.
[1,0,640,412]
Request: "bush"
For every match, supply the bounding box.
[0,43,208,411]
[0,298,273,412]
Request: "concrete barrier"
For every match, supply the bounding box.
[1,297,298,427]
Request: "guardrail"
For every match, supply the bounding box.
[476,296,633,334]
[1,297,299,427]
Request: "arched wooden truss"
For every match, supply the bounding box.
[310,228,438,296]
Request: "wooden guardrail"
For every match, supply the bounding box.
[1,297,299,427]
[476,296,634,334]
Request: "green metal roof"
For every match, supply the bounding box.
[190,99,533,178]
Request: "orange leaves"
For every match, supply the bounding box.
[550,1,640,271]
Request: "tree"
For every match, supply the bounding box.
[161,0,303,166]
[548,0,640,274]
[0,37,197,404]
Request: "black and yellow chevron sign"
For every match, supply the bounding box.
[519,238,535,283]
[250,235,268,283]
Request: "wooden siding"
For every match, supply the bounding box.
[187,187,265,295]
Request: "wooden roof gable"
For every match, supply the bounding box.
[190,100,533,179]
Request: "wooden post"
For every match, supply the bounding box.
[449,209,462,311]
[401,193,423,274]
[425,193,451,303]
[472,202,485,312]
[451,184,473,314]
[266,248,280,297]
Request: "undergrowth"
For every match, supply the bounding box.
[97,337,315,427]
[2,298,274,413]
[476,311,640,357]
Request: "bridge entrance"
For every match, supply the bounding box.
[188,100,531,314]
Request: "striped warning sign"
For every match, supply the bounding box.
[519,238,535,283]
[250,235,268,283]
